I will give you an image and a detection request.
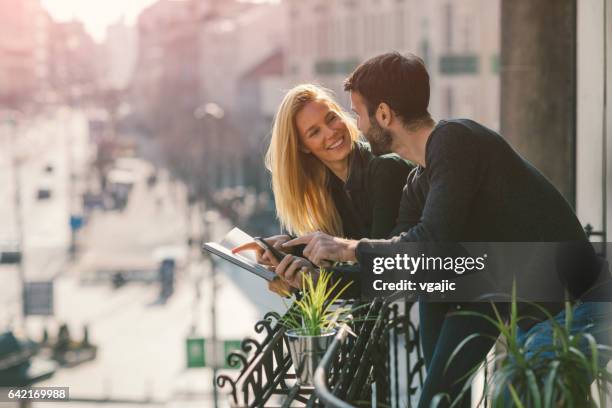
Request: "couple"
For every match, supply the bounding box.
[236,52,611,406]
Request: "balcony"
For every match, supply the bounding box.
[314,59,360,76]
[439,54,480,75]
[216,298,424,407]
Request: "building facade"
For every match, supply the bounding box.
[47,20,101,104]
[0,0,50,108]
[198,2,286,115]
[131,0,201,131]
[103,17,137,92]
[284,0,500,130]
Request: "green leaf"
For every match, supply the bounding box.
[543,360,560,407]
[525,369,541,408]
[279,269,353,336]
[431,393,450,408]
[444,333,481,374]
[508,383,525,408]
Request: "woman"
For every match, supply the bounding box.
[234,84,412,289]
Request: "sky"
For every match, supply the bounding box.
[41,0,159,42]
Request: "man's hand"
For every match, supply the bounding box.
[282,231,358,266]
[232,234,291,265]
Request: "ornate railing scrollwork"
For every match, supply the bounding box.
[216,299,424,407]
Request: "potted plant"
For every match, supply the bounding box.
[436,287,612,407]
[281,269,352,385]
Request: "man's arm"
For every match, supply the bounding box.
[388,168,425,237]
[357,123,484,258]
[283,232,358,265]
[368,156,413,238]
[400,123,483,241]
[284,123,484,264]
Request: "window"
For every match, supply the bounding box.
[291,26,299,56]
[317,21,325,57]
[420,38,430,67]
[375,13,385,51]
[463,17,472,52]
[439,55,479,75]
[445,86,454,117]
[444,3,453,52]
[335,18,342,57]
[491,54,500,74]
[363,15,371,54]
[345,16,356,54]
[313,3,328,14]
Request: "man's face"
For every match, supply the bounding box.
[350,91,394,156]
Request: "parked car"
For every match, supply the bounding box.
[36,187,52,200]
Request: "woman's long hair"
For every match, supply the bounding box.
[266,84,360,236]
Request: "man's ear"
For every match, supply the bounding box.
[376,102,393,128]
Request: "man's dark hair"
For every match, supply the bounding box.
[344,52,432,127]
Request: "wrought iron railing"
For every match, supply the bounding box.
[216,298,424,407]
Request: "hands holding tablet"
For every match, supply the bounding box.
[232,234,291,265]
[232,231,358,297]
[268,253,317,289]
[232,235,317,294]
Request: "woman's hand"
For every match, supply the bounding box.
[232,234,292,265]
[267,278,293,297]
[272,254,317,290]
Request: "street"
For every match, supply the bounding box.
[1,108,285,407]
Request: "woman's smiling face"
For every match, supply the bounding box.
[295,100,352,167]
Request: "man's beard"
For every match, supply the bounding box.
[365,116,394,156]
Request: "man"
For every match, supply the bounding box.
[281,52,609,407]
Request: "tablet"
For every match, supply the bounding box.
[201,228,277,282]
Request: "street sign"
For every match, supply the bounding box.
[70,215,85,231]
[186,337,206,368]
[185,338,243,369]
[223,340,243,369]
[23,281,54,316]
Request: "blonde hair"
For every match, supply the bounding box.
[266,84,360,236]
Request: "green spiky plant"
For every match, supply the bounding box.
[433,286,612,408]
[280,269,353,336]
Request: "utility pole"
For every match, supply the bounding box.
[194,104,224,408]
[204,210,219,408]
[64,109,77,258]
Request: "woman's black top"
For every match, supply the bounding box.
[328,141,412,240]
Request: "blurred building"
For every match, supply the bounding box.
[284,0,500,130]
[131,0,201,132]
[47,20,102,104]
[197,1,286,192]
[103,17,137,91]
[198,2,286,114]
[236,49,285,193]
[0,0,50,108]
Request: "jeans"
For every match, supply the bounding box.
[419,302,612,407]
[505,302,612,405]
[418,301,508,408]
[516,301,612,362]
